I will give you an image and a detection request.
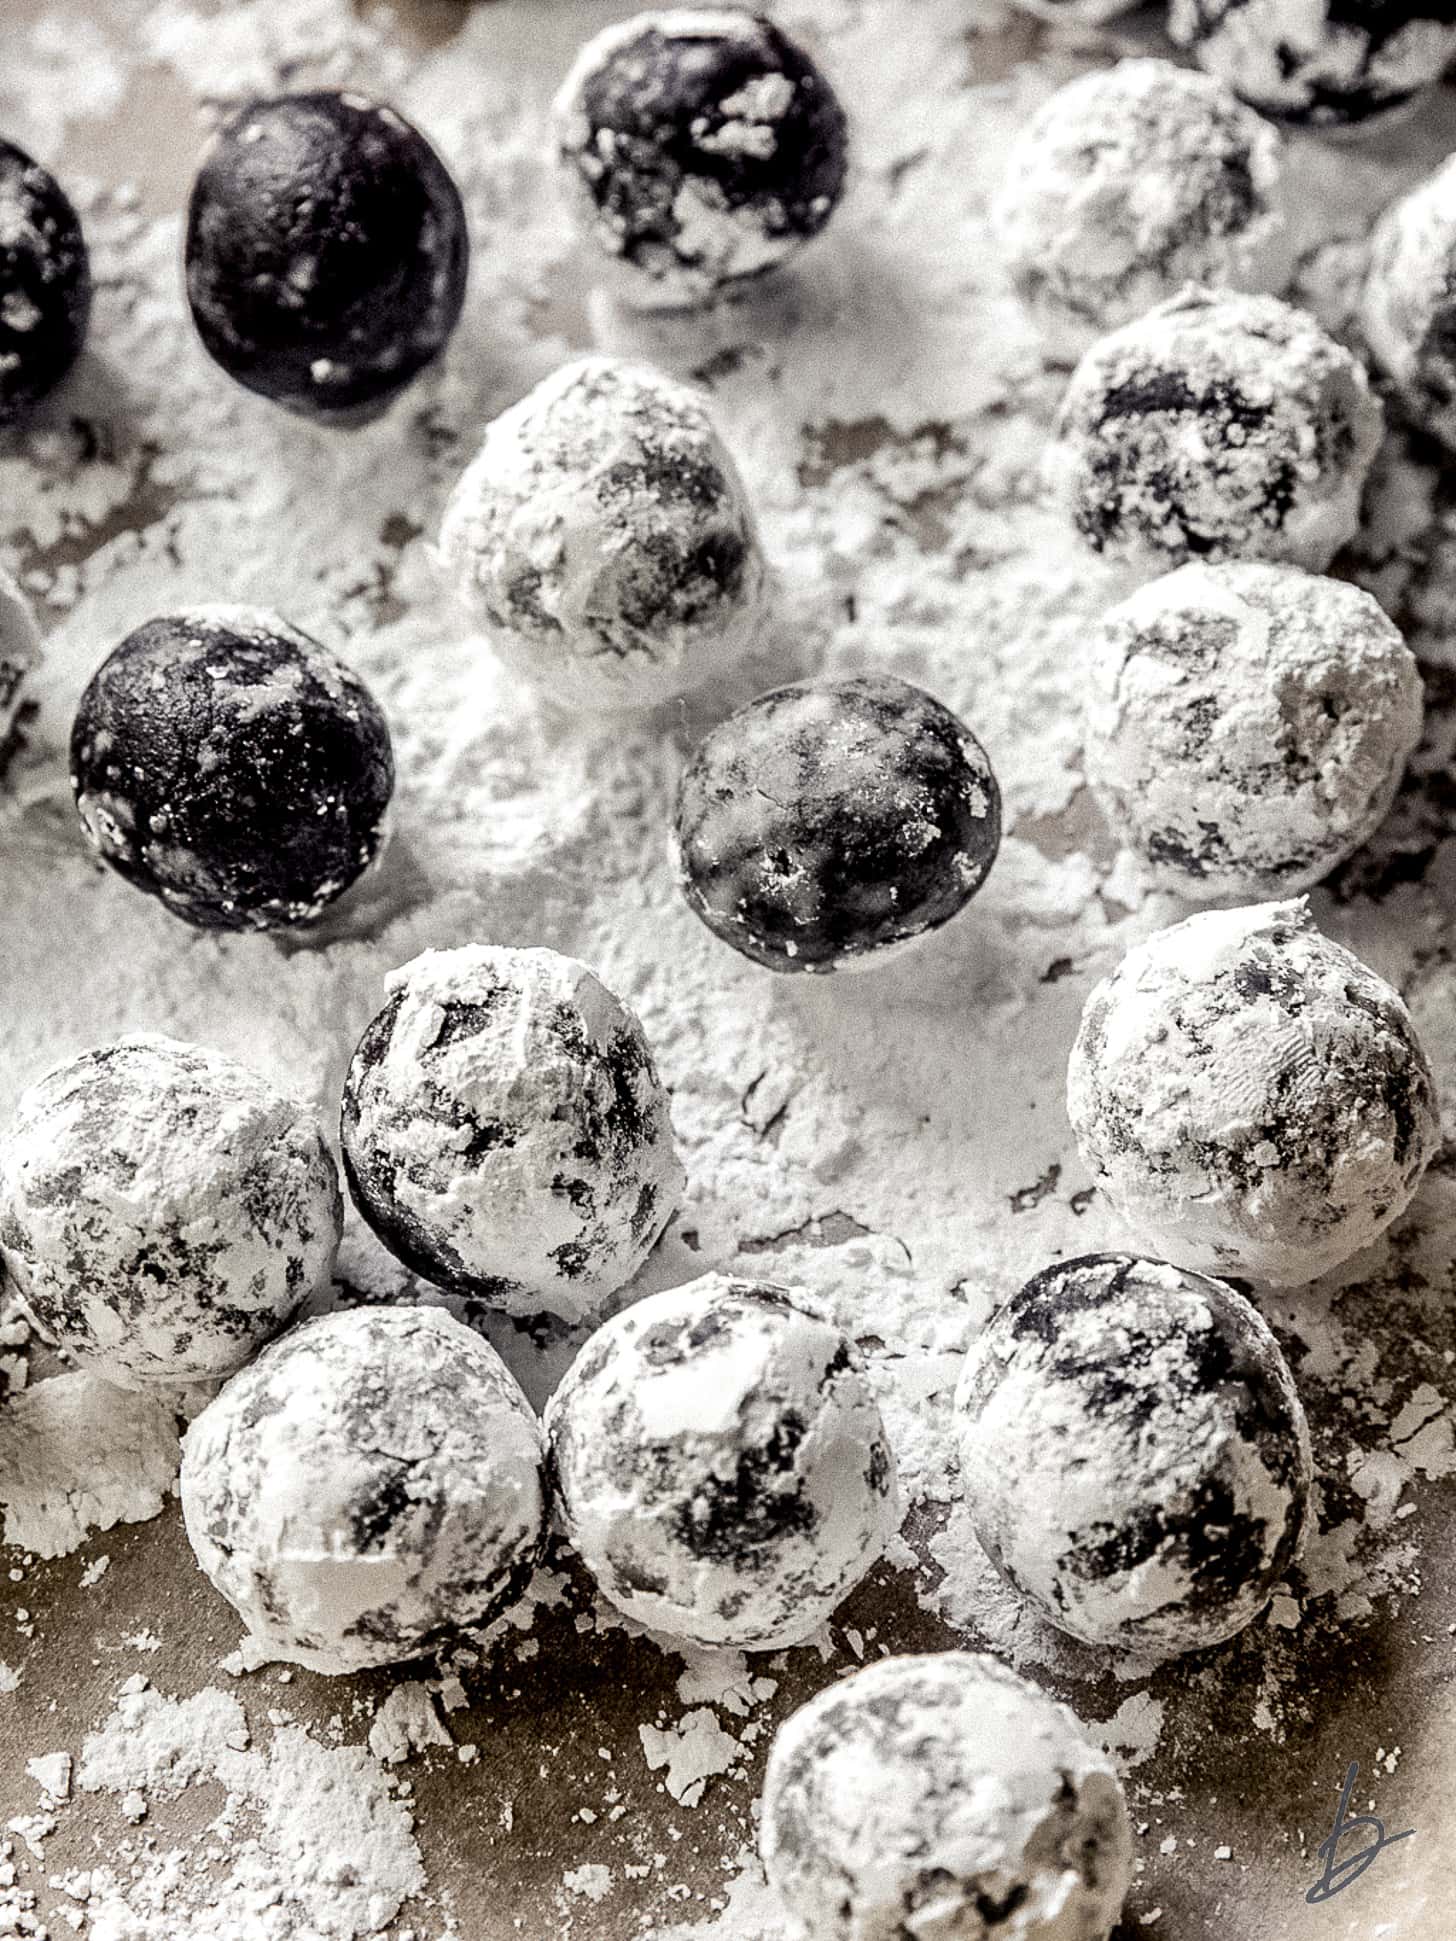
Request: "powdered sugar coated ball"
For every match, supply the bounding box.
[1362,152,1456,453]
[439,357,765,710]
[1170,1,1456,134]
[180,1306,548,1674]
[760,1651,1133,1941]
[1046,289,1383,574]
[553,10,849,307]
[341,945,684,1324]
[0,565,41,758]
[543,1274,896,1649]
[1068,900,1440,1286]
[0,1036,341,1387]
[956,1255,1311,1654]
[1085,562,1423,901]
[996,60,1290,358]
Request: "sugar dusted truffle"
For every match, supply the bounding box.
[1363,153,1456,453]
[1170,1,1456,134]
[180,1306,549,1674]
[543,1274,896,1649]
[956,1255,1311,1654]
[185,91,467,420]
[760,1651,1133,1941]
[1068,901,1440,1286]
[996,60,1290,358]
[553,9,848,307]
[341,945,684,1324]
[70,606,394,932]
[0,139,90,427]
[0,1036,341,1388]
[673,674,1000,972]
[1046,288,1383,575]
[439,357,766,710]
[0,565,41,758]
[1085,562,1423,901]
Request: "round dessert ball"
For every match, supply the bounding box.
[553,10,849,307]
[1169,1,1456,134]
[185,91,468,420]
[1046,288,1383,575]
[760,1651,1133,1941]
[995,60,1290,358]
[180,1306,549,1673]
[956,1255,1312,1654]
[0,565,41,756]
[544,1274,896,1650]
[0,140,91,427]
[0,1035,341,1388]
[438,356,766,710]
[1085,561,1423,901]
[70,606,394,932]
[341,945,684,1325]
[1363,152,1456,453]
[673,674,1000,973]
[1068,899,1441,1286]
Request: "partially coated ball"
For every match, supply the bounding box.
[955,1254,1312,1654]
[341,945,685,1324]
[1362,152,1456,453]
[0,1035,342,1388]
[673,674,1001,972]
[760,1651,1133,1941]
[180,1306,549,1674]
[70,606,394,932]
[185,91,468,420]
[1046,288,1383,574]
[0,139,90,426]
[554,9,849,307]
[544,1274,896,1649]
[1067,899,1441,1286]
[439,356,766,709]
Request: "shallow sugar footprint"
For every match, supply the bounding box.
[3,3,1456,1940]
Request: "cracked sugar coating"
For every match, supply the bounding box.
[1084,562,1424,902]
[70,605,394,932]
[760,1650,1133,1941]
[185,90,468,420]
[1067,900,1441,1286]
[0,564,41,760]
[672,673,1000,973]
[438,356,766,710]
[0,138,91,427]
[995,60,1290,359]
[1169,1,1456,134]
[0,1035,342,1388]
[1045,288,1383,575]
[543,1274,896,1649]
[340,944,684,1324]
[955,1255,1312,1654]
[1362,151,1456,454]
[553,9,849,307]
[180,1306,549,1675]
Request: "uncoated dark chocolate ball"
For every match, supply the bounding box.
[672,674,1001,972]
[0,139,91,426]
[554,9,849,306]
[184,91,468,420]
[70,606,394,931]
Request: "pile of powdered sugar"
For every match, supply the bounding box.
[4,1,1456,1937]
